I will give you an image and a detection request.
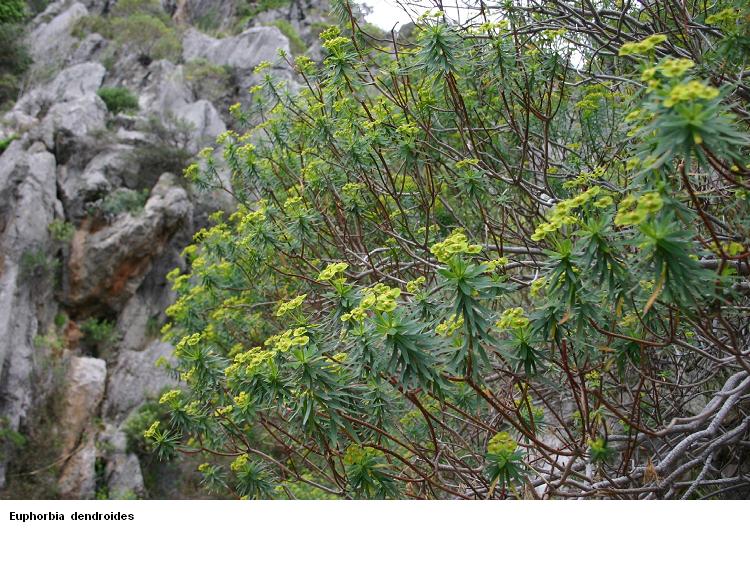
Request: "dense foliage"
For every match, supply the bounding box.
[97,86,140,114]
[148,0,750,499]
[0,0,31,108]
[75,0,181,65]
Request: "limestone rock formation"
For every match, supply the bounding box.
[182,26,292,92]
[63,173,192,313]
[0,143,61,489]
[104,340,179,423]
[57,434,98,499]
[59,356,106,456]
[54,356,106,499]
[0,0,323,498]
[27,2,89,71]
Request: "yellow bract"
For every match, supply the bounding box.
[530,277,546,297]
[317,262,348,282]
[531,186,604,241]
[436,314,464,337]
[430,229,482,262]
[618,34,668,56]
[231,454,249,472]
[143,421,160,440]
[159,389,182,405]
[406,276,426,294]
[183,163,200,181]
[276,294,307,317]
[657,58,695,78]
[234,392,252,409]
[485,257,509,272]
[496,307,530,330]
[614,192,663,227]
[214,405,233,417]
[663,80,719,108]
[265,327,310,353]
[487,431,517,457]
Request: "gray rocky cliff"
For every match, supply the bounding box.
[0,0,324,498]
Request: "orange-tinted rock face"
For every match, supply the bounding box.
[62,173,191,315]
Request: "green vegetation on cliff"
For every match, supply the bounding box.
[0,0,31,108]
[142,0,750,500]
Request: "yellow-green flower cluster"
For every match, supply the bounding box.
[341,183,367,211]
[184,401,201,417]
[341,182,364,195]
[275,294,307,317]
[175,333,201,356]
[487,431,518,457]
[436,314,464,337]
[430,229,482,263]
[417,9,445,24]
[253,61,271,75]
[614,192,663,226]
[317,262,348,282]
[706,8,740,27]
[496,307,530,330]
[214,405,233,417]
[233,391,252,409]
[198,147,214,160]
[575,84,614,113]
[183,163,200,181]
[341,283,402,321]
[400,397,440,429]
[584,370,602,386]
[477,20,509,33]
[653,58,694,79]
[294,54,315,74]
[166,267,190,292]
[618,34,667,56]
[561,166,605,190]
[529,277,547,297]
[227,346,276,379]
[215,130,238,146]
[361,284,401,313]
[159,389,182,405]
[722,241,745,256]
[236,143,256,163]
[624,109,642,123]
[396,122,419,139]
[198,463,210,473]
[416,224,440,236]
[283,195,305,214]
[619,312,640,329]
[322,35,351,52]
[531,186,605,241]
[265,327,310,353]
[707,240,745,258]
[588,437,611,461]
[406,276,426,294]
[230,453,249,472]
[237,206,266,230]
[319,25,341,42]
[455,158,480,169]
[228,102,242,118]
[485,257,509,272]
[663,80,719,108]
[343,444,376,466]
[340,307,367,323]
[515,399,545,424]
[143,421,160,440]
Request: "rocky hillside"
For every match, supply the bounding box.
[0,0,329,499]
